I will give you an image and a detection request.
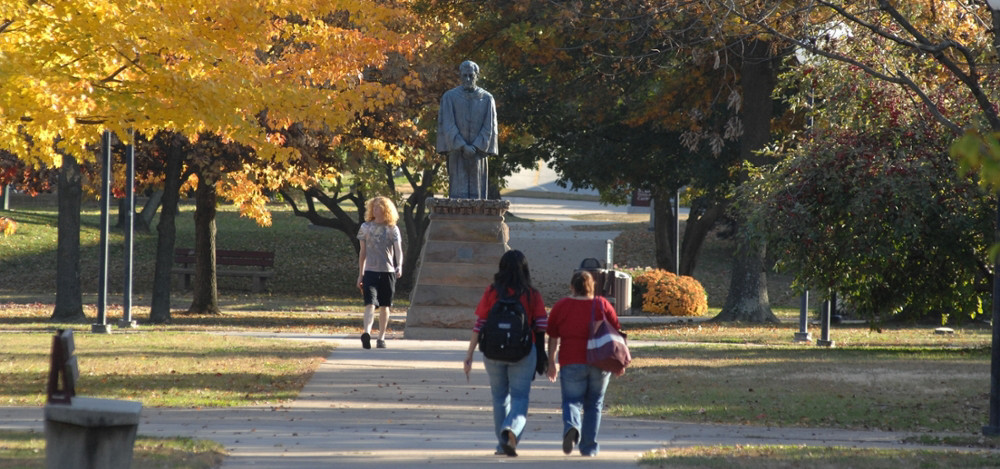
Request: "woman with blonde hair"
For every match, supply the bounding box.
[546,270,620,457]
[357,196,403,349]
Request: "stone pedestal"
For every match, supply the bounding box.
[405,198,510,340]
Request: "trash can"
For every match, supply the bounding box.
[607,270,632,316]
[575,258,610,296]
[576,258,631,315]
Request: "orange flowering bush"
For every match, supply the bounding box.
[632,269,708,316]
[0,217,16,236]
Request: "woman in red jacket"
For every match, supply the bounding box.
[463,249,548,457]
[546,270,620,457]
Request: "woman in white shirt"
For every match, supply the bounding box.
[357,196,403,349]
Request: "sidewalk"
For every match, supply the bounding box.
[0,337,924,468]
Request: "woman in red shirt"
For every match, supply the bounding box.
[546,270,620,457]
[463,249,548,457]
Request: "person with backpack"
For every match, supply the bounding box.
[545,270,621,457]
[463,249,548,457]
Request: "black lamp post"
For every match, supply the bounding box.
[983,0,1000,437]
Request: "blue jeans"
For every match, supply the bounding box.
[559,364,610,456]
[483,347,536,451]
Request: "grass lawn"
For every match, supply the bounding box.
[1,332,332,407]
[613,344,988,432]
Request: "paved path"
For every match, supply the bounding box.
[2,337,930,468]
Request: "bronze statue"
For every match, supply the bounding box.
[436,60,498,199]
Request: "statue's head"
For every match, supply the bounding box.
[459,60,479,91]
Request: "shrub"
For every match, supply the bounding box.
[632,268,708,316]
[0,217,16,236]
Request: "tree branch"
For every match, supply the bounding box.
[720,0,985,133]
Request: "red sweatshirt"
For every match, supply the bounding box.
[546,296,620,366]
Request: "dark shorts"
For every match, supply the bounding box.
[362,271,396,307]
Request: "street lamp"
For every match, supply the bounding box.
[984,0,1000,438]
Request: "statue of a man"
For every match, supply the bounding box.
[436,60,498,199]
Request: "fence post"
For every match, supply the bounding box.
[793,290,812,343]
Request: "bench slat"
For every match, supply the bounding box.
[171,267,274,278]
[173,248,274,267]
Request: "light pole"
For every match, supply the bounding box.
[983,0,1000,438]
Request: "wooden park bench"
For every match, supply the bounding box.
[172,248,275,292]
[44,329,142,469]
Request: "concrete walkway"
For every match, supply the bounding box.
[1,337,926,468]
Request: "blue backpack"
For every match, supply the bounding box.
[478,292,533,362]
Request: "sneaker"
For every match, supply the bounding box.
[361,332,371,349]
[376,339,386,349]
[500,429,517,457]
[562,427,578,455]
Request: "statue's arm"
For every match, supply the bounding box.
[471,96,499,155]
[436,93,466,152]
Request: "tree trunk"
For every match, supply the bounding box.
[1,184,9,211]
[652,188,724,277]
[679,202,724,276]
[187,174,220,314]
[51,154,86,323]
[714,243,778,322]
[115,190,159,233]
[652,188,679,273]
[714,38,781,323]
[138,189,163,232]
[149,136,184,323]
[398,167,435,291]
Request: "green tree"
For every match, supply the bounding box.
[724,0,1000,320]
[743,70,992,322]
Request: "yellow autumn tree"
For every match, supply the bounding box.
[0,0,423,319]
[0,0,418,164]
